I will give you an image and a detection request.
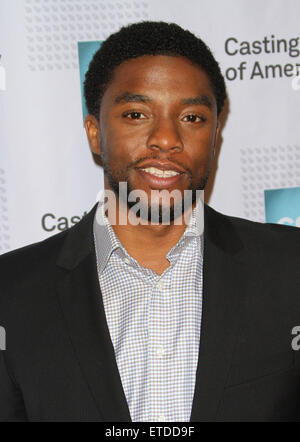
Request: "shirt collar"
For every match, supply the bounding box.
[93,195,204,275]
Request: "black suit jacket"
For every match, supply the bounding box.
[0,203,300,422]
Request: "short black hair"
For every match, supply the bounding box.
[84,21,226,119]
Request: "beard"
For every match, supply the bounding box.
[101,150,209,223]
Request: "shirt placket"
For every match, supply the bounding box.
[147,270,172,422]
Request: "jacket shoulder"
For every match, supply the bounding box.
[0,229,68,289]
[205,204,300,254]
[0,202,98,304]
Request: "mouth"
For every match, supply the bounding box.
[136,166,184,189]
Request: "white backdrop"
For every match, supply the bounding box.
[0,0,299,253]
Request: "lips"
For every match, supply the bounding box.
[136,160,185,174]
[134,160,186,189]
[136,168,183,189]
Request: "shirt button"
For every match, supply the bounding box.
[156,280,164,290]
[156,346,165,358]
[158,415,166,421]
[123,257,131,265]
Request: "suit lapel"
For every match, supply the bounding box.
[190,206,247,422]
[56,203,131,422]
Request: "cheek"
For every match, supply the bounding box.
[107,127,147,162]
[183,128,215,158]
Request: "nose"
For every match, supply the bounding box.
[147,118,183,153]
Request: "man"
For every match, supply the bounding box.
[0,21,300,422]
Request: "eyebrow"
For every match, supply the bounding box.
[114,92,152,104]
[114,91,213,110]
[181,95,213,110]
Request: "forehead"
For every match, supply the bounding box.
[102,55,215,104]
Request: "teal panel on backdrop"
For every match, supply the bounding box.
[78,41,102,124]
[264,187,300,227]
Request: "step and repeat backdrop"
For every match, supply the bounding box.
[0,0,299,253]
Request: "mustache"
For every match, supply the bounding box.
[128,156,192,176]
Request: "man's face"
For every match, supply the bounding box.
[86,55,219,222]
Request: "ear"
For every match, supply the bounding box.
[85,114,101,156]
[213,120,220,157]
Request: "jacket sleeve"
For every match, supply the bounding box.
[0,350,27,422]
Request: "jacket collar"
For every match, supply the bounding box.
[57,202,243,270]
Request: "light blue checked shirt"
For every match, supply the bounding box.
[93,199,204,422]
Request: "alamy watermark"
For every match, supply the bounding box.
[95,183,204,233]
[0,326,6,351]
[292,74,300,91]
[291,326,300,351]
[0,55,6,91]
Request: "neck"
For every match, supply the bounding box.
[105,196,195,270]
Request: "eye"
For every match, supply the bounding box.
[122,111,147,120]
[182,114,206,123]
